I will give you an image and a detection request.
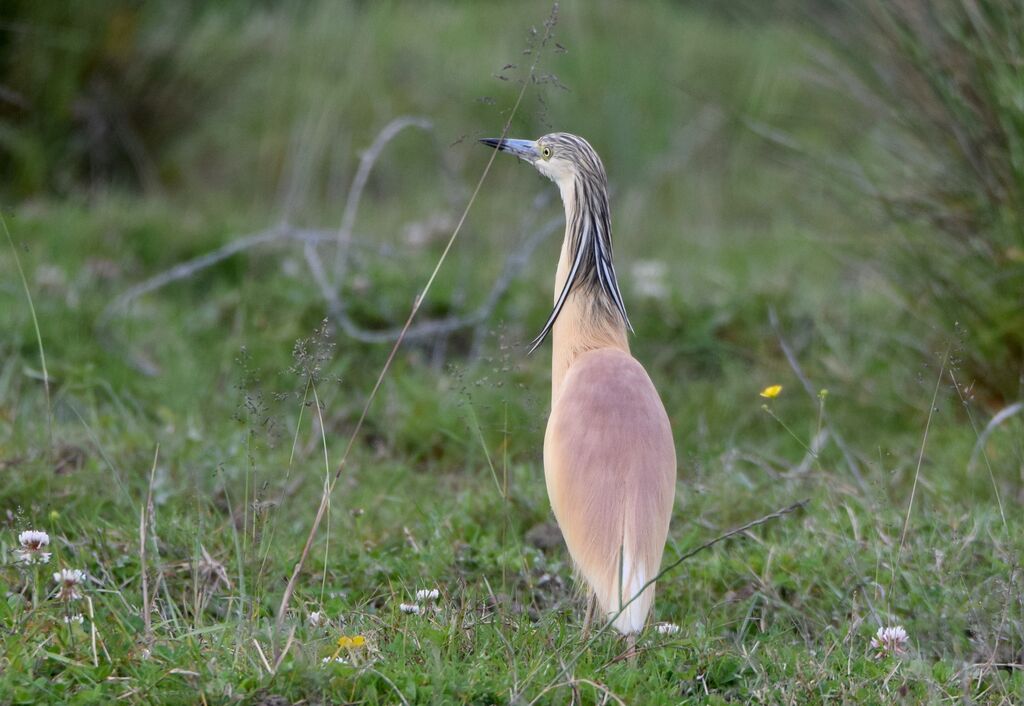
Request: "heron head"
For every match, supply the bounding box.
[479,132,606,192]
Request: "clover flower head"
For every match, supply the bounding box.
[871,625,909,659]
[53,568,87,601]
[655,622,680,635]
[415,588,440,602]
[399,602,421,615]
[63,613,85,624]
[15,530,51,565]
[307,611,326,628]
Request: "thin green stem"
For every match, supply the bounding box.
[762,404,816,458]
[2,211,52,454]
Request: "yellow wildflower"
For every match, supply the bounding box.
[336,635,365,650]
[759,384,783,399]
[327,634,367,663]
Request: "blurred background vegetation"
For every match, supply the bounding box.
[1,0,1022,702]
[2,0,1020,436]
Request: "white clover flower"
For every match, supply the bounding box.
[53,568,87,601]
[307,611,326,628]
[63,613,85,624]
[415,588,440,602]
[871,625,909,659]
[321,656,347,665]
[655,622,681,635]
[399,602,421,615]
[15,530,52,565]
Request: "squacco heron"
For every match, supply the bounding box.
[481,133,677,635]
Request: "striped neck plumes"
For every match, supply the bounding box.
[530,135,632,353]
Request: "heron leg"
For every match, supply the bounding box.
[581,593,597,640]
[625,633,637,663]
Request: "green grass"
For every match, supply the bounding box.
[1,1,1022,704]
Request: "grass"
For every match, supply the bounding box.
[1,1,1023,703]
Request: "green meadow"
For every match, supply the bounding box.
[1,2,1021,703]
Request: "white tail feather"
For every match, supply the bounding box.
[603,546,651,634]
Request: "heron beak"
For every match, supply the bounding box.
[479,137,540,164]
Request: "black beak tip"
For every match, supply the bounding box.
[479,138,502,150]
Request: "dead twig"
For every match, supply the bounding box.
[139,444,159,646]
[333,116,433,280]
[252,638,274,675]
[305,209,560,344]
[966,401,1023,475]
[100,225,317,327]
[660,499,809,580]
[98,115,434,374]
[100,198,557,367]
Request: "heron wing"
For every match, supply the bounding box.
[543,348,677,633]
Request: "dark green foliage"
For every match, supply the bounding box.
[0,1,251,195]
[825,0,1024,404]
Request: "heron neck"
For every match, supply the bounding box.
[550,183,630,405]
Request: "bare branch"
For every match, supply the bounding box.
[84,230,347,320]
[663,499,809,578]
[967,401,1023,475]
[103,224,290,325]
[98,210,559,374]
[333,116,433,280]
[306,212,559,344]
[100,115,551,371]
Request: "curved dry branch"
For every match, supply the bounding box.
[100,112,551,367]
[967,401,1024,475]
[98,207,559,371]
[100,224,299,326]
[305,212,561,344]
[98,115,557,373]
[333,116,434,280]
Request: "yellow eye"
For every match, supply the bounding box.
[541,146,551,159]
